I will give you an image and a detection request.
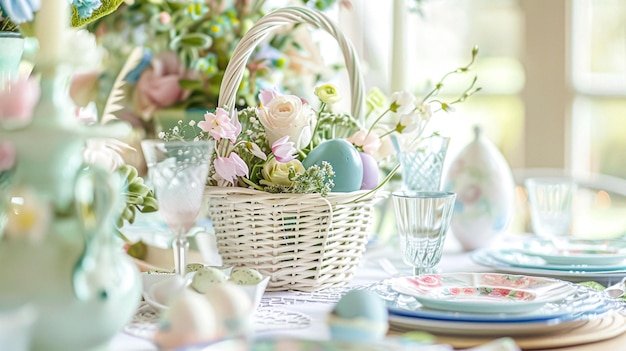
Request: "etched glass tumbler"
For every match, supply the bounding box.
[392,191,456,276]
[141,140,213,276]
[525,177,577,239]
[398,135,450,191]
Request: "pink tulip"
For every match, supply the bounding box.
[132,52,192,120]
[0,76,40,124]
[198,107,240,142]
[0,142,16,172]
[214,153,249,185]
[271,136,297,163]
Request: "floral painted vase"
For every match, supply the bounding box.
[443,126,515,251]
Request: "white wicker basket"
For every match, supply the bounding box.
[206,6,379,292]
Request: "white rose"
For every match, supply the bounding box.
[258,95,316,150]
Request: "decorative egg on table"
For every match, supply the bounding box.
[303,139,363,192]
[443,125,515,251]
[327,289,389,342]
[154,289,219,351]
[202,281,254,339]
[190,266,230,294]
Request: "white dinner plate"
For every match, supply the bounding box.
[490,249,626,272]
[367,278,607,323]
[389,273,577,314]
[471,249,626,284]
[519,239,626,266]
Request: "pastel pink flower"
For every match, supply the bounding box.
[258,87,281,106]
[0,76,40,124]
[198,108,240,142]
[0,142,16,172]
[214,153,249,185]
[246,142,267,160]
[132,52,192,120]
[271,136,297,163]
[346,130,382,156]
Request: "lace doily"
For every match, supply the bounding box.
[124,302,312,340]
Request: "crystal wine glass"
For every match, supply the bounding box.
[141,140,213,276]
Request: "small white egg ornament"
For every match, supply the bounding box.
[190,267,229,294]
[327,290,388,342]
[203,282,254,339]
[154,289,218,351]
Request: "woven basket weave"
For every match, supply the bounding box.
[206,6,379,292]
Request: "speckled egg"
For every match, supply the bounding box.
[302,139,363,192]
[154,289,218,350]
[229,268,264,285]
[327,290,388,342]
[190,267,229,294]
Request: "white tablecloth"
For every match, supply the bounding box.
[109,235,487,350]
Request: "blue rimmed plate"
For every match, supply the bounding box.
[366,276,607,323]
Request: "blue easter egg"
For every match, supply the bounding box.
[302,139,363,192]
[328,290,388,342]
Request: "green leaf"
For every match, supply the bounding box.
[178,79,204,90]
[174,33,213,50]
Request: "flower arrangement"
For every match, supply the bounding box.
[0,0,125,33]
[86,0,343,134]
[161,46,480,195]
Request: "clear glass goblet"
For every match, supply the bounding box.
[141,139,213,276]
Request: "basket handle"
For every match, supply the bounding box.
[218,6,365,124]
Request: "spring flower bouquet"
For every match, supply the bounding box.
[87,0,342,136]
[161,46,480,196]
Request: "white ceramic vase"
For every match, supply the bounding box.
[443,126,515,251]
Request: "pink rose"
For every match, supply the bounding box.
[0,76,40,125]
[132,52,192,120]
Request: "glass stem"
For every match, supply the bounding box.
[172,230,189,276]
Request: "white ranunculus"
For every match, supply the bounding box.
[258,95,316,150]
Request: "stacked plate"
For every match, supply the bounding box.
[366,272,625,339]
[471,236,626,285]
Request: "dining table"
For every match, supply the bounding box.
[109,232,626,351]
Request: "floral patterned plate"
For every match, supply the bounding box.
[367,278,608,323]
[391,273,577,314]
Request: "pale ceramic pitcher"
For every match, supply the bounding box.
[0,65,141,350]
